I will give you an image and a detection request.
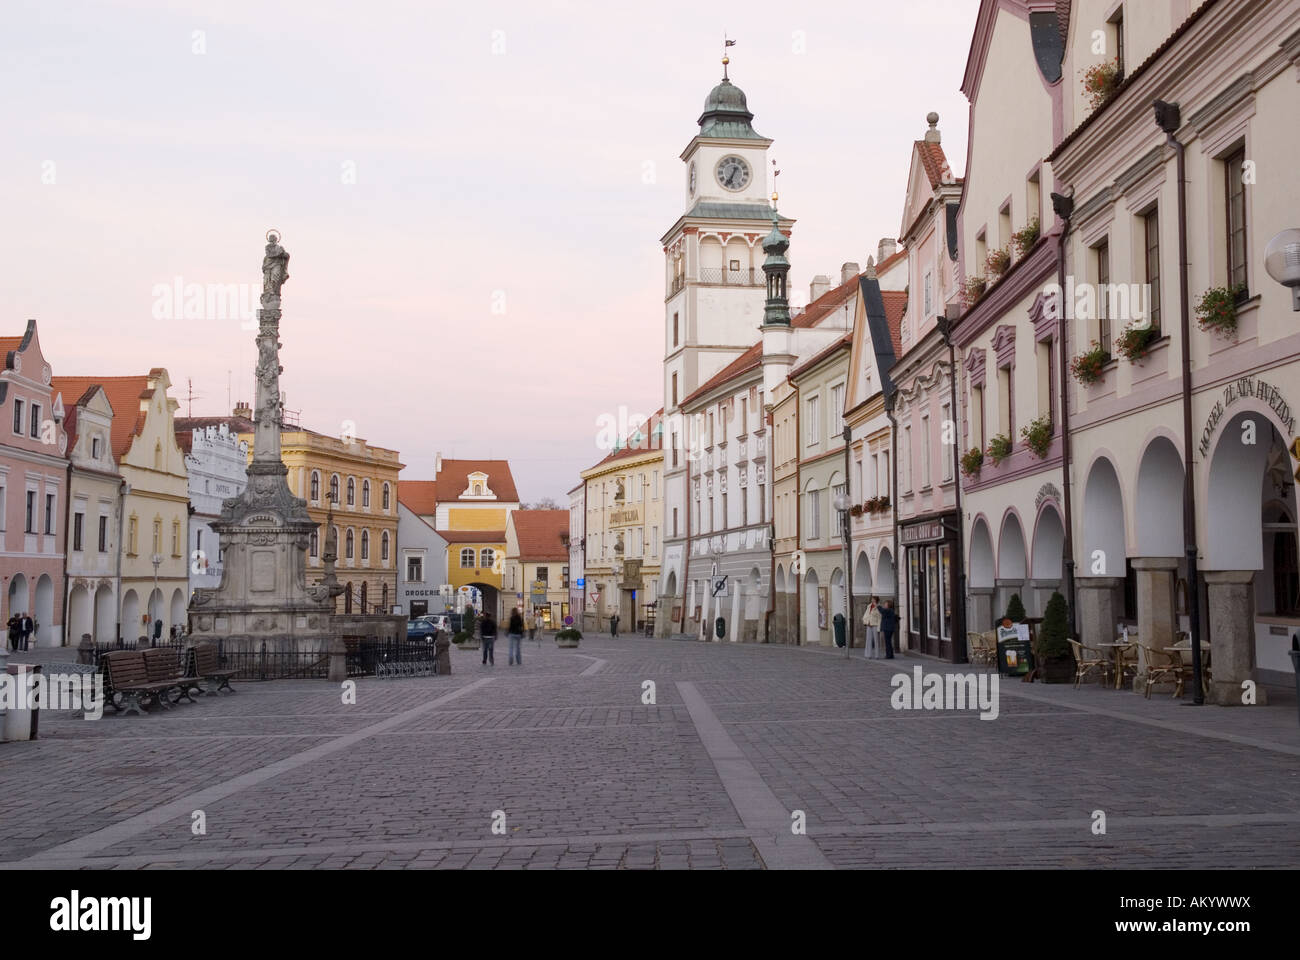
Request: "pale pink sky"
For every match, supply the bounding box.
[1,0,977,502]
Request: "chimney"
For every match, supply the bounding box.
[809,274,832,302]
[435,452,443,474]
[925,111,941,143]
[840,262,861,285]
[233,401,252,419]
[878,238,898,264]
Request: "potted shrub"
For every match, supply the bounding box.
[1004,593,1026,624]
[1195,284,1246,338]
[555,627,582,649]
[849,504,863,518]
[452,629,479,650]
[1035,591,1074,684]
[1082,58,1122,111]
[1020,414,1053,459]
[1115,322,1160,364]
[1070,341,1109,384]
[876,495,890,512]
[864,496,881,514]
[960,447,984,478]
[961,275,988,307]
[986,433,1013,466]
[1011,217,1041,258]
[986,247,1012,279]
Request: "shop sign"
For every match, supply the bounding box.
[901,520,945,545]
[610,507,641,526]
[1199,375,1296,456]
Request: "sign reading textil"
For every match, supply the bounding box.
[1199,375,1296,456]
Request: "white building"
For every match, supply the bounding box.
[178,423,248,597]
[396,501,449,618]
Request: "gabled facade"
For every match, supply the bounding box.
[504,509,571,628]
[395,502,448,619]
[54,380,121,645]
[1,320,69,646]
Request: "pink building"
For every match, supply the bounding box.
[0,320,69,646]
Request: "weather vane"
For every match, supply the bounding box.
[722,34,735,80]
[771,159,781,205]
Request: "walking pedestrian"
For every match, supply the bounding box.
[879,599,898,659]
[609,613,619,638]
[507,609,524,666]
[480,610,497,666]
[525,611,536,642]
[20,612,33,651]
[5,614,16,651]
[862,596,882,660]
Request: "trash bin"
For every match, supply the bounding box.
[3,663,37,742]
[833,613,846,648]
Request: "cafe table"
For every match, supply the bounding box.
[1095,640,1137,690]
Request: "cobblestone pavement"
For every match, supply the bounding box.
[2,635,1298,869]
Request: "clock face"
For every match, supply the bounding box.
[715,155,750,192]
[688,162,697,196]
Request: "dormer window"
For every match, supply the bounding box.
[461,471,495,499]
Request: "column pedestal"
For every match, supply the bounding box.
[1204,570,1267,706]
[1077,577,1124,652]
[968,587,994,635]
[1132,557,1179,692]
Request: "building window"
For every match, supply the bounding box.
[172,519,180,556]
[1095,240,1111,352]
[902,425,912,493]
[721,492,728,530]
[345,529,354,560]
[347,477,356,506]
[832,483,847,538]
[1225,145,1248,293]
[460,547,475,568]
[923,270,933,318]
[329,475,340,504]
[831,384,844,434]
[73,511,84,551]
[882,451,891,497]
[310,471,321,502]
[921,415,931,488]
[1109,5,1125,76]
[13,398,23,435]
[562,566,570,588]
[806,396,820,447]
[671,372,678,408]
[361,530,370,561]
[152,518,161,555]
[382,483,391,510]
[807,489,821,539]
[30,403,41,439]
[127,516,137,554]
[362,479,371,507]
[44,492,55,534]
[537,566,549,584]
[407,555,423,582]
[92,437,101,460]
[672,507,679,537]
[480,548,495,570]
[673,312,679,347]
[381,531,390,562]
[310,530,319,558]
[98,515,108,552]
[1144,208,1161,332]
[941,402,953,482]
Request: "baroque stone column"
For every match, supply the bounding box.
[1204,570,1268,706]
[1077,576,1124,652]
[1132,557,1178,691]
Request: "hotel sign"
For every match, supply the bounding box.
[610,506,641,526]
[901,520,946,545]
[1199,375,1296,456]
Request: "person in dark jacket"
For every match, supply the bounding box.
[609,614,620,638]
[507,609,525,666]
[480,611,497,666]
[20,613,33,651]
[6,614,17,651]
[879,600,898,659]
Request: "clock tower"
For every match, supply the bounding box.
[659,54,793,630]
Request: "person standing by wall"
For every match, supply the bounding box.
[879,599,897,660]
[862,597,881,660]
[480,610,497,667]
[610,613,620,638]
[507,608,524,666]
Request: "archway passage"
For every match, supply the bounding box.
[69,584,93,645]
[1136,437,1184,558]
[830,568,846,645]
[877,548,896,597]
[170,589,186,635]
[35,574,54,645]
[854,552,872,593]
[968,518,996,631]
[804,569,821,645]
[94,584,115,644]
[1030,507,1065,617]
[1083,457,1126,578]
[121,590,140,643]
[997,513,1027,619]
[8,573,28,622]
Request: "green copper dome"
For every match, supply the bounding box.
[698,78,764,139]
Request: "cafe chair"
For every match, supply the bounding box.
[1067,639,1110,688]
[1136,641,1187,699]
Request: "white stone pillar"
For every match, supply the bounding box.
[1204,570,1268,706]
[1076,577,1124,653]
[1133,557,1178,691]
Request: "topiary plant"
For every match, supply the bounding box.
[1004,593,1026,623]
[1037,591,1070,659]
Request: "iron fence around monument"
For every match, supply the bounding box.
[346,637,438,678]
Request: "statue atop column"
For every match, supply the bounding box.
[261,232,290,302]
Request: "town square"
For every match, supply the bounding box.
[1,0,1299,915]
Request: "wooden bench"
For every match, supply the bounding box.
[187,643,237,695]
[142,647,202,706]
[101,650,175,716]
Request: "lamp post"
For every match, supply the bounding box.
[834,490,852,659]
[1265,229,1300,311]
[150,552,163,645]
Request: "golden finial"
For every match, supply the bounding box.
[771,159,780,204]
[722,35,735,79]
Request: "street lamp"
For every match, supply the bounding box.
[834,490,852,659]
[150,552,163,646]
[1264,229,1300,311]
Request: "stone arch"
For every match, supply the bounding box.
[7,572,28,620]
[997,511,1027,581]
[170,588,185,633]
[1135,433,1184,557]
[664,569,678,597]
[853,551,872,592]
[830,567,846,627]
[804,568,820,643]
[121,588,140,642]
[876,547,896,596]
[774,564,786,593]
[969,515,995,588]
[69,582,93,644]
[1205,411,1289,572]
[94,583,115,643]
[1082,454,1126,577]
[35,574,55,643]
[1030,504,1065,616]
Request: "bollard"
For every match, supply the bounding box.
[326,636,349,683]
[435,631,451,675]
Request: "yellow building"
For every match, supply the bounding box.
[579,414,663,634]
[184,404,403,614]
[399,459,519,617]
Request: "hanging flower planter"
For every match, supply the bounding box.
[1020,414,1053,459]
[1082,58,1123,111]
[986,247,1012,279]
[960,447,984,478]
[1115,322,1160,364]
[1195,284,1246,338]
[1070,341,1109,384]
[986,434,1012,466]
[961,275,988,308]
[1011,217,1041,258]
[849,504,863,518]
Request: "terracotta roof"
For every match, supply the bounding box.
[439,529,506,544]
[398,480,438,516]
[0,336,24,356]
[681,272,861,408]
[881,290,907,357]
[509,509,569,561]
[790,332,852,380]
[51,375,154,459]
[585,408,663,472]
[431,459,519,503]
[915,140,951,189]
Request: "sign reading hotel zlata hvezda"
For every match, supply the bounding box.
[1199,374,1295,456]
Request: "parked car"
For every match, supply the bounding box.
[406,617,439,641]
